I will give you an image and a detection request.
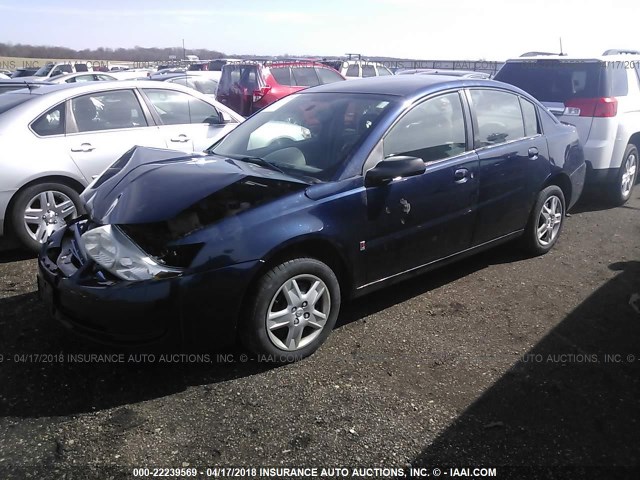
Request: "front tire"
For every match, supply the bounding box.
[522,185,566,256]
[609,144,638,206]
[241,258,341,361]
[10,183,83,253]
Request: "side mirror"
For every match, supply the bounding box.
[364,156,425,187]
[207,110,233,125]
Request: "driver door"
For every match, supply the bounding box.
[363,91,480,283]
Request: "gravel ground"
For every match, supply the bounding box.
[0,192,639,480]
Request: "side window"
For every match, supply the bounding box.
[315,67,344,84]
[97,75,114,81]
[520,98,540,137]
[167,77,190,87]
[71,90,147,133]
[71,75,94,83]
[384,92,467,163]
[270,67,292,86]
[611,69,628,97]
[187,96,220,123]
[144,89,219,124]
[378,66,393,76]
[291,67,320,87]
[192,79,218,95]
[346,64,360,77]
[31,104,65,136]
[362,65,376,78]
[50,67,65,77]
[470,90,525,147]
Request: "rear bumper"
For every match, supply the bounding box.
[585,162,618,185]
[37,221,261,348]
[568,162,586,209]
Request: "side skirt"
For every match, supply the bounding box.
[353,230,524,298]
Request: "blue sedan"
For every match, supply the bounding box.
[38,76,586,360]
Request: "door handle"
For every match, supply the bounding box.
[70,143,95,152]
[170,134,190,143]
[454,168,472,183]
[528,147,539,160]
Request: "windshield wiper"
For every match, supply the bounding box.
[230,155,286,175]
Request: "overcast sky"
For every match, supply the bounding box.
[0,0,636,60]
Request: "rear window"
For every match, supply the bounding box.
[362,65,376,78]
[316,67,344,84]
[218,64,262,95]
[0,94,34,114]
[495,61,606,103]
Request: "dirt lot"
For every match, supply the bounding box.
[0,192,639,479]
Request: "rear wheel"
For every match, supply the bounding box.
[241,258,341,362]
[10,183,83,252]
[522,185,565,256]
[609,144,638,206]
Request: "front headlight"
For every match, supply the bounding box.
[81,225,182,282]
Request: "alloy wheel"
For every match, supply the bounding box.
[537,195,563,246]
[23,190,77,243]
[265,274,331,351]
[621,152,638,198]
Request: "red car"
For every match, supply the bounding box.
[216,60,345,116]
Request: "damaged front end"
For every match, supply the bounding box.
[37,147,310,345]
[61,146,308,282]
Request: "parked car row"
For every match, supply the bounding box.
[33,74,588,361]
[0,48,636,362]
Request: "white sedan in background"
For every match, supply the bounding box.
[47,72,118,84]
[0,80,243,251]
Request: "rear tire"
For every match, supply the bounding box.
[609,144,638,206]
[10,183,83,253]
[241,258,341,362]
[522,185,565,256]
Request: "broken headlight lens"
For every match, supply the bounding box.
[80,225,182,282]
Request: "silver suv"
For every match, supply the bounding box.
[495,49,640,205]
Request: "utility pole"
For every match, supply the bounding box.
[182,39,186,61]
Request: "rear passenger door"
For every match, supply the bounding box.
[468,88,549,244]
[140,88,235,152]
[65,89,165,182]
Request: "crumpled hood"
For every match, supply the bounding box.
[82,146,309,225]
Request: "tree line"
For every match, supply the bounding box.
[0,42,226,61]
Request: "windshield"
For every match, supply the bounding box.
[211,92,397,181]
[34,64,54,77]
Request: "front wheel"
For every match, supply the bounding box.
[241,258,341,361]
[10,183,83,252]
[609,144,638,206]
[522,185,566,256]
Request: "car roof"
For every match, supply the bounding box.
[2,80,181,96]
[505,53,640,62]
[223,60,333,69]
[301,75,514,99]
[0,80,222,108]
